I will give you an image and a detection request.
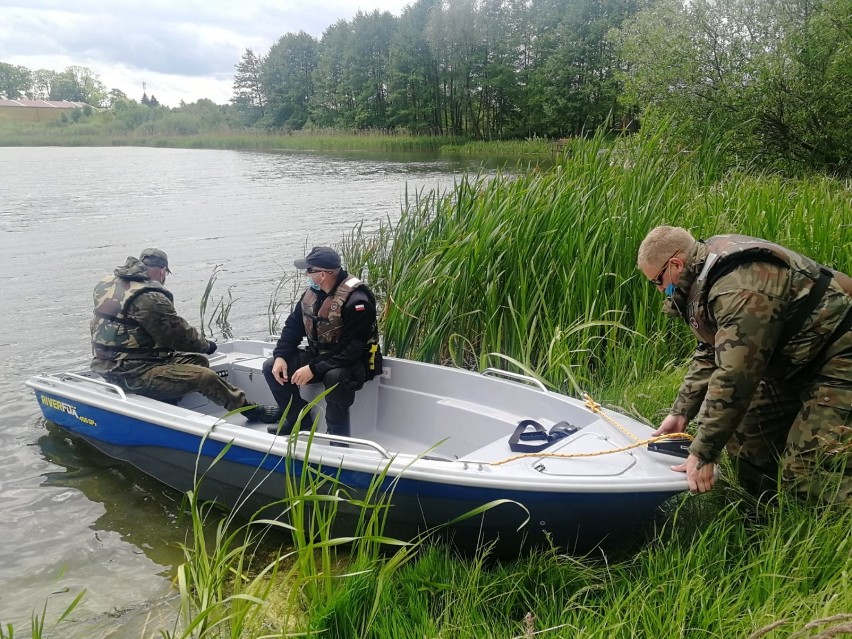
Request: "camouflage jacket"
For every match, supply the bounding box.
[90,257,209,376]
[666,236,852,462]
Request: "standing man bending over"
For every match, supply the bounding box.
[91,248,280,424]
[637,226,851,503]
[262,246,382,437]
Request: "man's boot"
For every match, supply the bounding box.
[242,403,283,424]
[267,408,315,435]
[326,414,350,447]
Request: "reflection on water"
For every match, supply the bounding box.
[38,423,187,571]
[0,146,486,634]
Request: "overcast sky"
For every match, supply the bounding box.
[0,0,411,106]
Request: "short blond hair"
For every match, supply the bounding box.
[637,226,696,268]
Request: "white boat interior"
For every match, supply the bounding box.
[166,339,674,475]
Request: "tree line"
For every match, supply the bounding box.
[231,0,642,140]
[2,0,849,174]
[231,0,850,173]
[0,64,111,106]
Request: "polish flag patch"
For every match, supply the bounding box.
[355,303,366,311]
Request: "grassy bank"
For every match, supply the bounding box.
[143,127,852,637]
[0,122,554,157]
[313,491,851,638]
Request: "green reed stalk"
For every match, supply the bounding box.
[198,265,221,340]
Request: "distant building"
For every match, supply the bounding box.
[0,99,88,123]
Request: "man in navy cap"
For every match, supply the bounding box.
[90,248,280,423]
[262,246,382,438]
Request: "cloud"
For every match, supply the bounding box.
[0,0,410,105]
[2,7,243,76]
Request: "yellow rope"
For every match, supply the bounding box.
[582,393,639,442]
[490,433,693,466]
[489,392,693,467]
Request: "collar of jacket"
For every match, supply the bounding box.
[662,241,707,318]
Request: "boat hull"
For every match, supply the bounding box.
[29,341,688,553]
[33,386,680,553]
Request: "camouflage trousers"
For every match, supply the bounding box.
[725,350,851,504]
[107,353,247,411]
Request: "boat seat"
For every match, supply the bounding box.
[230,356,268,374]
[460,439,515,463]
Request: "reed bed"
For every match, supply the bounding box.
[345,128,852,407]
[1,120,556,157]
[0,124,466,153]
[439,138,555,157]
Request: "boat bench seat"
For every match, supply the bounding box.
[460,439,515,463]
[375,386,526,458]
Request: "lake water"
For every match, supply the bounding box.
[0,146,491,635]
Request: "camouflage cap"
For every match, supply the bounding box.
[140,248,172,273]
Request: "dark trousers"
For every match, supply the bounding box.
[261,352,366,436]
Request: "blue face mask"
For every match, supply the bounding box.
[307,278,321,291]
[664,283,676,297]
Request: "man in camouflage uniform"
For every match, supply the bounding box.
[637,226,852,502]
[91,248,279,423]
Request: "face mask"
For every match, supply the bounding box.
[664,283,676,297]
[307,277,322,291]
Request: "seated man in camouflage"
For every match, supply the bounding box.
[637,226,851,503]
[90,248,279,423]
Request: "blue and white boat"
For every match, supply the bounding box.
[27,338,689,552]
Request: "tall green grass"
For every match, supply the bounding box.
[344,126,852,409]
[313,490,851,638]
[264,124,851,637]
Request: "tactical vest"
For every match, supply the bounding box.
[91,275,174,360]
[301,276,380,356]
[684,235,843,347]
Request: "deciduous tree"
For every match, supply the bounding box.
[616,0,852,172]
[262,32,318,129]
[0,62,32,99]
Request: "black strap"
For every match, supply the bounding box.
[508,419,578,453]
[94,344,171,354]
[776,267,833,349]
[94,310,141,327]
[704,255,833,351]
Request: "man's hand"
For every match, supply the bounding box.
[672,454,716,494]
[271,357,289,385]
[291,365,315,386]
[653,414,688,437]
